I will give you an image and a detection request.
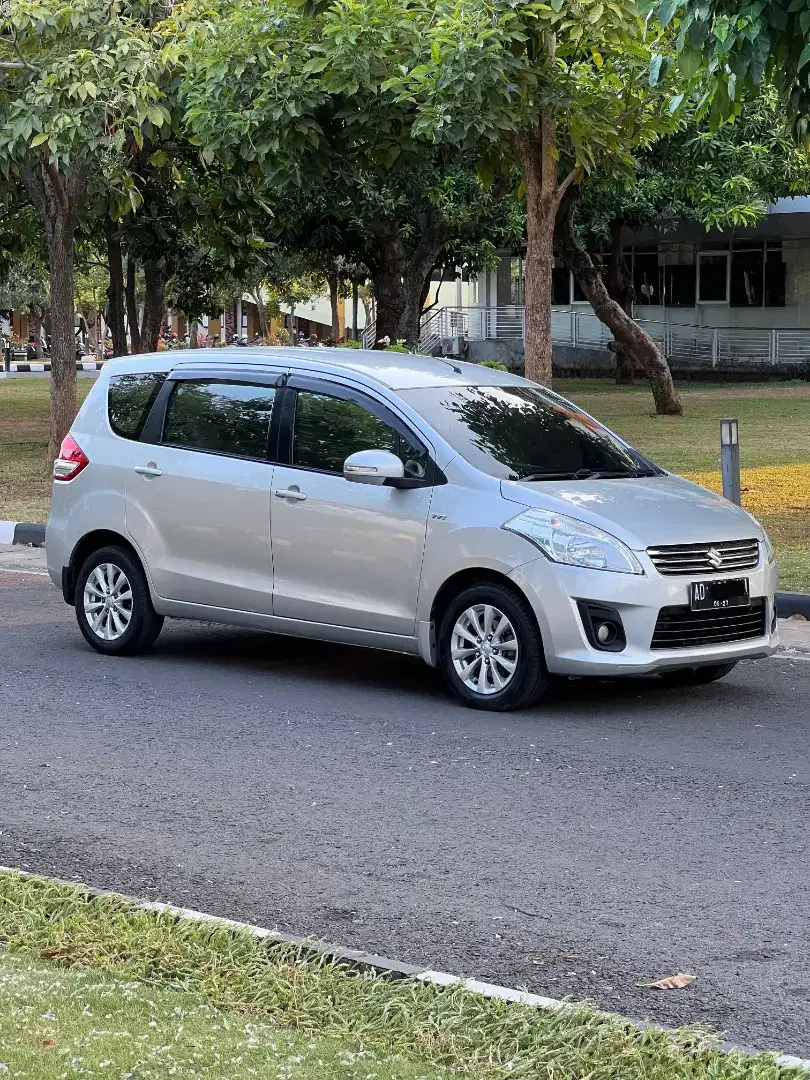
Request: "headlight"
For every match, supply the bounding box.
[502,507,643,575]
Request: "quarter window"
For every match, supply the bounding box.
[162,380,276,459]
[293,390,428,478]
[108,372,166,440]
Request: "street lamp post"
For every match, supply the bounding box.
[720,418,741,505]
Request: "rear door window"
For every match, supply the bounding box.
[162,380,276,460]
[108,373,167,440]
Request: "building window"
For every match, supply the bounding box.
[730,248,764,306]
[633,248,661,305]
[551,267,570,305]
[698,252,729,303]
[765,245,786,307]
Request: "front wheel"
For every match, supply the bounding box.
[75,545,164,656]
[658,662,737,687]
[438,583,549,711]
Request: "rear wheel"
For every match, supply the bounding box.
[658,662,737,686]
[438,583,549,710]
[75,545,163,656]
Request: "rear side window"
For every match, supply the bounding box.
[162,380,276,460]
[108,373,166,440]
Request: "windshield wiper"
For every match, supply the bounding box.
[515,467,655,482]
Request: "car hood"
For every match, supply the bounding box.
[500,473,762,549]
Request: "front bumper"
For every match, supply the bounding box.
[510,553,779,676]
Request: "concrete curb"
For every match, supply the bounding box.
[775,591,810,619]
[0,361,104,374]
[1,867,807,1073]
[0,522,45,546]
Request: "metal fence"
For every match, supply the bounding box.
[419,306,810,367]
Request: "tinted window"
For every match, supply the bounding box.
[163,380,276,459]
[293,390,428,478]
[698,254,728,302]
[108,373,166,440]
[401,384,655,481]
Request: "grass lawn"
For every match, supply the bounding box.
[0,379,92,524]
[0,953,457,1080]
[1,375,809,590]
[0,869,805,1080]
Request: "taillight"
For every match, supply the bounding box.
[53,434,89,481]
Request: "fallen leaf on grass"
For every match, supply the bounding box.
[635,973,696,990]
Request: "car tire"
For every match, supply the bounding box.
[438,582,549,711]
[658,661,737,686]
[75,544,164,656]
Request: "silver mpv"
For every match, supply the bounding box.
[47,348,778,710]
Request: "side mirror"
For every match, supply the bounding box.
[344,449,405,486]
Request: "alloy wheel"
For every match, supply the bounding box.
[451,604,519,695]
[83,562,134,642]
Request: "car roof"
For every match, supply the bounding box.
[103,346,529,391]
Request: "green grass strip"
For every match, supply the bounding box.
[0,869,805,1079]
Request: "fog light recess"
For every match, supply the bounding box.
[577,602,627,653]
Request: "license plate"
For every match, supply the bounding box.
[690,578,750,611]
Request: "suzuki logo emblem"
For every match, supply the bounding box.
[707,547,724,568]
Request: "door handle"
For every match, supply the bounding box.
[134,465,163,477]
[274,487,307,501]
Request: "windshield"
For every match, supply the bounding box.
[401,384,659,481]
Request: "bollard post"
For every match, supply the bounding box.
[2,346,10,374]
[720,418,741,505]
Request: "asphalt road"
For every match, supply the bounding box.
[1,567,809,1058]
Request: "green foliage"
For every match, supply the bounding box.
[337,339,362,349]
[0,0,170,214]
[0,250,48,314]
[648,0,810,128]
[378,0,681,181]
[479,360,508,371]
[578,86,810,244]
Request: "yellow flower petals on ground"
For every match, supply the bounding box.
[683,464,810,513]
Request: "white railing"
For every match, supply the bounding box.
[423,306,810,367]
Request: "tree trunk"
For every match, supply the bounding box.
[105,218,127,357]
[22,163,83,461]
[327,271,341,341]
[189,319,199,348]
[252,290,268,338]
[29,310,44,359]
[517,115,559,386]
[559,196,682,416]
[370,220,408,346]
[395,214,447,348]
[141,256,167,352]
[125,256,141,354]
[361,292,373,336]
[603,221,637,385]
[352,281,359,341]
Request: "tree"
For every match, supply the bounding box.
[0,0,169,457]
[176,0,518,351]
[571,87,810,383]
[378,0,683,412]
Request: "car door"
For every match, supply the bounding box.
[270,377,436,635]
[125,370,282,614]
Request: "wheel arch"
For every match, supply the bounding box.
[424,567,541,666]
[63,529,144,604]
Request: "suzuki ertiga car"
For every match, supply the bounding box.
[47,348,778,710]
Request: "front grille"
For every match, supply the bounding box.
[651,599,767,650]
[647,538,760,576]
